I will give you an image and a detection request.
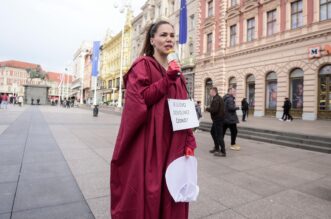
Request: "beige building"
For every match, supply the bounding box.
[131,0,199,97]
[99,9,133,105]
[195,0,331,120]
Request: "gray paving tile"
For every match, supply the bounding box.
[12,201,94,219]
[0,150,23,165]
[0,213,10,219]
[269,189,331,219]
[0,182,16,214]
[190,196,227,219]
[235,198,316,219]
[20,161,72,180]
[23,150,65,164]
[200,177,261,208]
[203,209,246,219]
[25,143,59,152]
[87,196,110,219]
[0,164,20,183]
[13,176,84,212]
[75,171,110,199]
[66,158,109,176]
[296,177,331,202]
[222,172,285,197]
[61,149,100,161]
[247,164,325,187]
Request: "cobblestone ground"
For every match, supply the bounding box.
[0,105,330,219]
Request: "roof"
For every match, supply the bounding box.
[0,60,40,69]
[47,72,73,83]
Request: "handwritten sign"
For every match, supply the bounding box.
[168,99,199,131]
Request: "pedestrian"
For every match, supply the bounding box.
[241,98,249,122]
[0,93,2,106]
[36,98,40,105]
[1,93,8,109]
[31,98,34,105]
[206,87,226,157]
[110,20,197,219]
[280,97,293,121]
[18,96,23,107]
[195,101,202,120]
[223,88,240,151]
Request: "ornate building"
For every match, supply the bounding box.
[195,0,331,120]
[131,0,199,97]
[99,9,133,105]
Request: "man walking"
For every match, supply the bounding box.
[206,87,226,157]
[241,98,249,122]
[1,93,8,109]
[280,97,293,121]
[223,88,240,151]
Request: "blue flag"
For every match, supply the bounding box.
[92,41,100,77]
[179,0,187,44]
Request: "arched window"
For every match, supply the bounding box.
[290,68,304,109]
[205,78,213,107]
[266,72,277,110]
[229,77,237,89]
[319,65,331,113]
[246,74,255,108]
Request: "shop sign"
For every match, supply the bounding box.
[309,44,331,59]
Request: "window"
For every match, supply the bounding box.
[230,25,237,47]
[206,33,213,54]
[207,0,213,17]
[267,9,277,36]
[190,15,195,30]
[231,0,237,7]
[229,77,237,89]
[266,72,277,109]
[320,0,331,20]
[189,43,194,56]
[291,0,303,29]
[319,65,331,113]
[290,69,304,109]
[246,74,255,108]
[247,18,255,42]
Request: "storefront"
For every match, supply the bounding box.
[318,65,331,119]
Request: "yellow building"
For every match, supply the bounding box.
[100,10,133,105]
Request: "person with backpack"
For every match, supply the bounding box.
[241,98,249,122]
[280,97,293,121]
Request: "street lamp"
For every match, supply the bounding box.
[114,0,131,108]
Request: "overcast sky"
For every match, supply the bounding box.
[0,0,146,72]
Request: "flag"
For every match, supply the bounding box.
[179,0,187,44]
[92,41,101,77]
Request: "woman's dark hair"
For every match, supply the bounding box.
[140,20,173,57]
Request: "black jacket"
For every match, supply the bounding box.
[241,99,249,111]
[206,94,225,121]
[223,94,239,124]
[283,100,292,111]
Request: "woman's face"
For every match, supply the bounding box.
[151,24,175,56]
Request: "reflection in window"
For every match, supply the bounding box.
[266,72,277,109]
[320,0,331,21]
[207,0,213,17]
[267,9,277,36]
[291,0,303,29]
[290,69,304,109]
[247,18,255,42]
[319,65,331,111]
[230,25,237,47]
[246,74,255,108]
[229,77,237,89]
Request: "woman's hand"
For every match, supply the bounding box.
[185,147,194,157]
[167,60,181,80]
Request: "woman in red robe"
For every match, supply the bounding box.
[110,20,197,219]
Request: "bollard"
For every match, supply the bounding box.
[93,105,99,117]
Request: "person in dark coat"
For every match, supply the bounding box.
[280,97,293,121]
[241,98,249,122]
[195,101,202,120]
[206,87,226,157]
[223,88,240,151]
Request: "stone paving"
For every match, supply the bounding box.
[0,105,331,219]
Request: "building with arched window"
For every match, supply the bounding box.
[194,0,331,120]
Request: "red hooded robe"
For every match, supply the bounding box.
[110,56,197,219]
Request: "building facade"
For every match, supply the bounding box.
[47,72,73,101]
[131,0,199,97]
[195,0,331,120]
[99,10,133,105]
[71,41,92,102]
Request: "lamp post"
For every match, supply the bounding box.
[114,0,131,108]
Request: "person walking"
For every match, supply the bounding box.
[1,93,8,109]
[280,97,293,121]
[241,98,249,122]
[195,101,202,120]
[206,87,226,157]
[18,96,23,107]
[223,88,240,151]
[31,98,34,105]
[110,20,197,219]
